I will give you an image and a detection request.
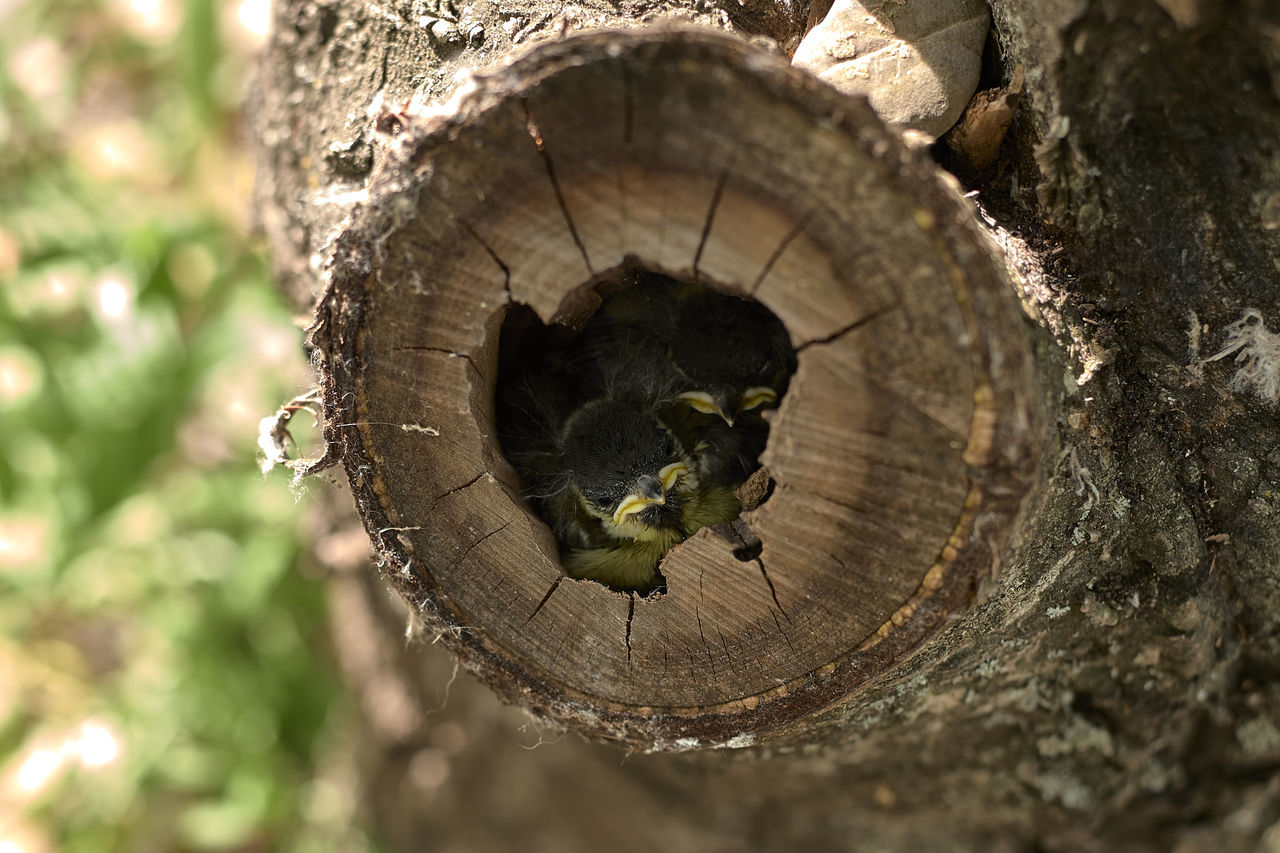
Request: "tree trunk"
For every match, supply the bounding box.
[252,0,1280,849]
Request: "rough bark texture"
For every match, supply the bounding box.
[253,0,1280,849]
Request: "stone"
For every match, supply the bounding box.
[793,0,989,138]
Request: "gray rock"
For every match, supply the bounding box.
[793,0,989,138]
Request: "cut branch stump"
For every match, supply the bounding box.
[312,27,1039,749]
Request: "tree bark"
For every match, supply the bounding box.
[253,0,1280,849]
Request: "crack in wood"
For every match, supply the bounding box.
[750,208,815,295]
[428,470,489,511]
[390,345,482,377]
[692,168,730,283]
[446,213,513,301]
[520,99,594,277]
[770,607,798,656]
[526,575,564,625]
[795,301,901,352]
[625,593,635,666]
[695,607,717,677]
[754,556,790,623]
[710,516,799,658]
[724,517,763,562]
[794,329,972,442]
[447,520,513,575]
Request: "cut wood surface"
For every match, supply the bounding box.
[313,27,1037,747]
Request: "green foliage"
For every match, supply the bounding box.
[0,1,368,849]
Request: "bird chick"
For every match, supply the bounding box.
[544,397,740,592]
[571,272,796,429]
[569,275,796,490]
[667,289,797,428]
[566,272,681,406]
[657,289,796,488]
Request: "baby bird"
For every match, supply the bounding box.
[498,270,798,590]
[666,288,797,428]
[570,275,796,490]
[566,272,679,404]
[658,289,796,488]
[540,397,740,592]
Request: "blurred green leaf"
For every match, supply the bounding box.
[0,0,365,849]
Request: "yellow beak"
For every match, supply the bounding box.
[739,386,778,412]
[678,391,734,426]
[613,491,664,525]
[611,462,688,525]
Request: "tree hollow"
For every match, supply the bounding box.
[316,27,1040,748]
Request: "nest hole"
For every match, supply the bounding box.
[495,263,797,594]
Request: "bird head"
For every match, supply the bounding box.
[561,398,693,538]
[669,292,795,426]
